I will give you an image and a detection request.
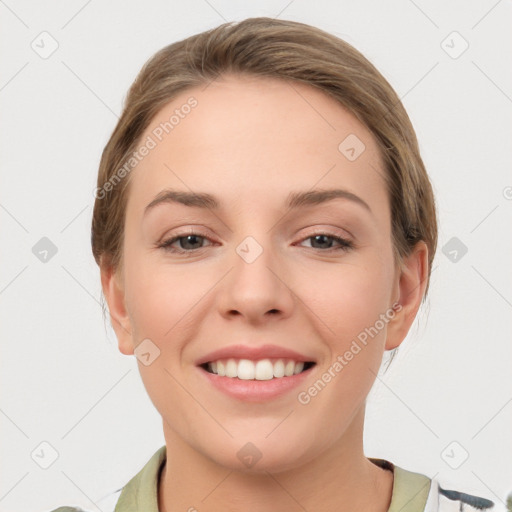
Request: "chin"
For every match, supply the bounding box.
[202,434,314,475]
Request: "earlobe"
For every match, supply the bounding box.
[385,242,429,350]
[100,263,134,355]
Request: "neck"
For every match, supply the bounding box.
[158,406,393,512]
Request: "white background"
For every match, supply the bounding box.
[1,1,511,511]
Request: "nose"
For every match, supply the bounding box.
[216,238,295,325]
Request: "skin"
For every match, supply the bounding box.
[102,74,428,512]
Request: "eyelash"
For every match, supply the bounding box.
[156,231,354,255]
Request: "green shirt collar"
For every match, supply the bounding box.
[114,445,166,512]
[369,457,432,512]
[115,446,431,512]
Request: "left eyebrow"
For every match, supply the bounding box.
[143,187,372,215]
[285,188,372,213]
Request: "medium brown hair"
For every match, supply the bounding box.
[91,17,437,294]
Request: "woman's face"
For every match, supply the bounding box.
[103,74,426,472]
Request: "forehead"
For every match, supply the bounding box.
[126,74,387,215]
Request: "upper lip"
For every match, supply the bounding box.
[195,344,316,366]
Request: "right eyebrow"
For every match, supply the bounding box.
[144,189,219,216]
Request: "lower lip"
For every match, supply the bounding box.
[198,365,315,402]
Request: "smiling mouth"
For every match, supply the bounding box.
[200,359,316,380]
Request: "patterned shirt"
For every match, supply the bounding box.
[50,445,496,512]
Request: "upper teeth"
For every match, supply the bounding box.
[208,359,306,380]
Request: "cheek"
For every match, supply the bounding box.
[293,258,394,429]
[303,257,394,345]
[123,252,216,349]
[121,258,204,420]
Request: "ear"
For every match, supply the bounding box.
[100,262,135,355]
[385,241,429,350]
